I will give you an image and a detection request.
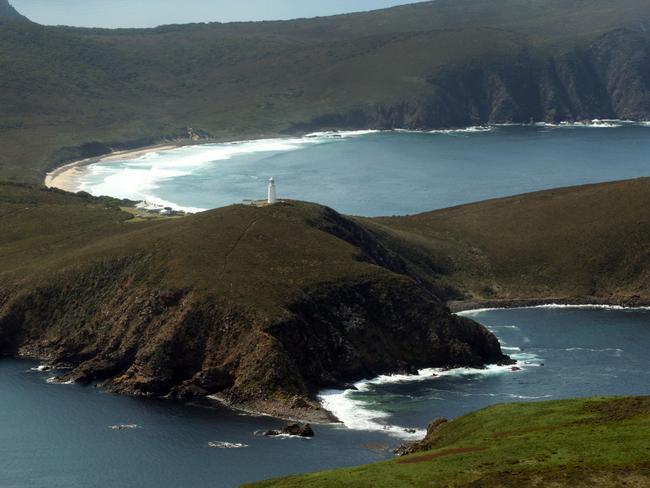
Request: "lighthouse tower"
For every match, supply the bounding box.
[267,177,277,204]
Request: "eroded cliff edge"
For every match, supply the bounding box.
[0,184,507,421]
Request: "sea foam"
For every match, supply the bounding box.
[79,136,334,211]
[318,362,527,439]
[457,304,650,316]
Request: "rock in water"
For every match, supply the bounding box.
[264,423,314,438]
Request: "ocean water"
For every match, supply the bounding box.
[77,123,650,216]
[2,307,650,487]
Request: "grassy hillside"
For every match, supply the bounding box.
[1,0,649,182]
[0,183,506,420]
[2,177,650,417]
[249,396,650,487]
[371,177,650,306]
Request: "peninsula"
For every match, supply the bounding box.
[2,177,650,420]
[1,0,649,485]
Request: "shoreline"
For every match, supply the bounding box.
[42,119,650,196]
[448,298,650,314]
[44,143,183,193]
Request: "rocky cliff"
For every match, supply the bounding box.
[290,29,650,131]
[0,185,508,421]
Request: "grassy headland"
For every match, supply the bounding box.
[1,177,649,418]
[371,177,650,308]
[248,396,650,487]
[0,182,507,420]
[0,0,649,183]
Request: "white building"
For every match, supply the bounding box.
[268,177,277,204]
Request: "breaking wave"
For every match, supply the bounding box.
[318,362,531,439]
[458,304,650,315]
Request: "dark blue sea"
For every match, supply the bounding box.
[2,307,650,487]
[10,123,650,486]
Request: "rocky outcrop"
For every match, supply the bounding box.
[264,423,315,438]
[394,417,449,456]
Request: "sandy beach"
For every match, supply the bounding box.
[44,144,179,193]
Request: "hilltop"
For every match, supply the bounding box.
[0,0,649,183]
[373,177,650,307]
[249,396,650,487]
[0,183,506,420]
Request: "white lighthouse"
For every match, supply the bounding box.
[267,177,277,204]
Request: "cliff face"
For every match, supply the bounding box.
[0,186,507,421]
[290,29,650,131]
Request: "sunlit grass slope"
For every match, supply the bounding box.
[250,396,650,487]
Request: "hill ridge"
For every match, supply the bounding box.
[0,0,26,20]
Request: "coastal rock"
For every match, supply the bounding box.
[264,423,315,438]
[394,362,419,376]
[498,358,517,367]
[394,417,449,456]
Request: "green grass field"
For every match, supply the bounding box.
[249,396,650,487]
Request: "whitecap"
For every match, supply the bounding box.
[30,364,53,372]
[565,347,623,356]
[508,394,553,400]
[110,424,140,430]
[510,352,543,365]
[46,376,75,385]
[208,441,248,448]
